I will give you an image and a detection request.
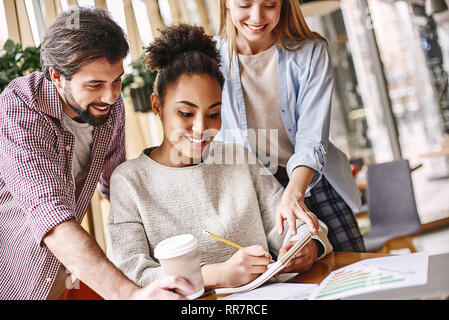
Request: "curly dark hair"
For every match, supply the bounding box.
[144,24,224,100]
[41,7,129,81]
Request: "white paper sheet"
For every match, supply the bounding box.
[220,283,318,300]
[308,252,429,300]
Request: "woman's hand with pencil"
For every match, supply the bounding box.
[203,231,274,262]
[201,244,272,289]
[201,231,274,289]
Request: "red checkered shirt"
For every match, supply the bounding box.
[0,72,126,299]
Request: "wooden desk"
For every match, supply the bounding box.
[289,251,390,284]
[201,251,390,300]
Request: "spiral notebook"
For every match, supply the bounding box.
[214,232,312,295]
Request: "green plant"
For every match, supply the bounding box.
[121,54,157,94]
[121,54,157,112]
[0,39,42,93]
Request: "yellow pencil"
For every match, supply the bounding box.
[203,230,275,263]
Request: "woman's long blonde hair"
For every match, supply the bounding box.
[218,0,326,64]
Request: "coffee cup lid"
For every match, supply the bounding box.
[154,234,198,260]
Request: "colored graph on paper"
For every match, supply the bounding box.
[308,252,429,300]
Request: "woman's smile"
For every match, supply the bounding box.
[184,134,209,146]
[244,23,268,32]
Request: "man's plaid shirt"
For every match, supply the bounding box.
[0,72,125,299]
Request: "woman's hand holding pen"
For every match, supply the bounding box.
[222,245,272,287]
[201,245,271,289]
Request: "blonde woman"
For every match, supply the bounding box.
[216,0,365,252]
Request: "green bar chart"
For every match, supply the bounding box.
[309,252,429,300]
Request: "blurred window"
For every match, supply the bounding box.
[305,0,449,223]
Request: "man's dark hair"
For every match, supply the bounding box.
[144,23,224,101]
[41,7,129,81]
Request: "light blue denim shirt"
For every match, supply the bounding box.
[215,38,362,213]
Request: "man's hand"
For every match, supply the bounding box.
[131,276,195,300]
[278,240,318,273]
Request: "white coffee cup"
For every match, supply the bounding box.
[154,234,204,299]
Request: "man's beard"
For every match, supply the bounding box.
[63,82,112,126]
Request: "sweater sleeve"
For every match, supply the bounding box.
[106,171,165,287]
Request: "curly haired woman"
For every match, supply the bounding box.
[106,24,333,293]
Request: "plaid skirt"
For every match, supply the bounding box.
[274,168,366,252]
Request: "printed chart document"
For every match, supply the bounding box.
[308,252,429,300]
[220,283,318,300]
[214,232,312,295]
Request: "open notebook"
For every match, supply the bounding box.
[214,232,312,295]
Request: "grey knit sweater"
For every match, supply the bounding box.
[106,142,333,287]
